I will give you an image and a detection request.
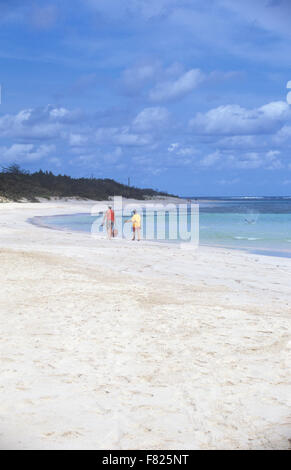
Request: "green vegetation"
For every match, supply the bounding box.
[0,164,175,202]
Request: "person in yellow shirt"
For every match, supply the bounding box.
[125,209,141,241]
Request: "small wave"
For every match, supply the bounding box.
[240,197,264,200]
[234,236,262,241]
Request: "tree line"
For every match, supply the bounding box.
[0,164,175,202]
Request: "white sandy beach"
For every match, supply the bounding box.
[0,199,290,450]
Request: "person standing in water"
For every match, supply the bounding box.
[125,209,141,241]
[101,205,115,239]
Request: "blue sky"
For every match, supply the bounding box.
[0,0,291,196]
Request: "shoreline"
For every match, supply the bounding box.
[29,210,291,260]
[0,200,290,449]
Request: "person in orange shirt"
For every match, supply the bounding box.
[101,205,115,239]
[125,209,141,241]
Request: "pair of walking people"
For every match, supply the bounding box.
[101,206,141,241]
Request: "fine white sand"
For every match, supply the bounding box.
[0,199,290,450]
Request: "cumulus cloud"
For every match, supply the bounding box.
[198,148,283,170]
[149,69,205,102]
[264,150,283,169]
[168,142,198,157]
[0,143,55,163]
[119,61,238,102]
[49,157,62,167]
[217,135,267,149]
[0,105,85,141]
[115,132,152,147]
[0,104,157,176]
[120,62,159,96]
[49,107,69,119]
[0,113,60,140]
[103,147,123,163]
[274,125,291,144]
[228,152,262,169]
[189,101,290,135]
[133,107,170,131]
[69,133,88,147]
[95,127,152,147]
[168,143,179,152]
[200,151,221,167]
[234,152,263,169]
[71,146,124,167]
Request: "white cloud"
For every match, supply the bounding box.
[69,133,88,146]
[0,143,55,162]
[227,150,283,170]
[95,127,152,146]
[120,61,237,102]
[0,105,78,140]
[115,132,151,146]
[103,147,123,163]
[177,147,197,157]
[149,69,204,102]
[260,101,289,119]
[197,148,283,170]
[231,152,263,169]
[49,157,62,167]
[168,142,198,158]
[190,101,290,135]
[121,62,159,95]
[264,150,283,170]
[274,125,291,144]
[133,107,170,131]
[200,151,221,167]
[49,107,69,119]
[217,135,266,149]
[168,143,179,152]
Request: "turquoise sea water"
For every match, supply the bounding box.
[33,197,291,258]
